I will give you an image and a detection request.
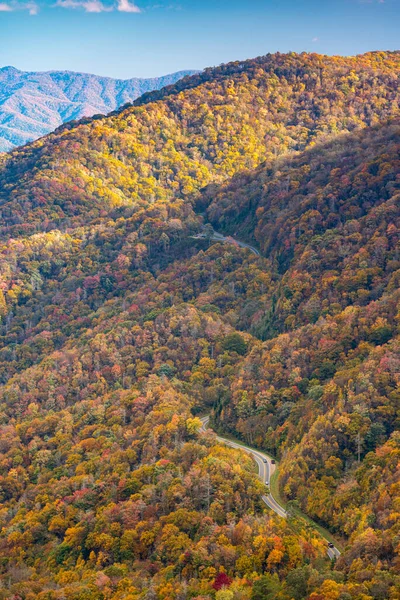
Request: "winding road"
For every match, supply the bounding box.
[192,231,260,256]
[200,416,341,560]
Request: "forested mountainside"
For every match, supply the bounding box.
[205,119,400,581]
[0,67,196,152]
[205,118,400,336]
[0,51,399,239]
[0,52,399,599]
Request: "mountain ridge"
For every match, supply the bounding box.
[0,66,198,152]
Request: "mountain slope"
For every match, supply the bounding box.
[0,51,398,240]
[0,52,399,599]
[0,66,197,152]
[0,120,398,599]
[205,118,400,335]
[205,118,400,592]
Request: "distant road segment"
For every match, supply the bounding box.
[192,231,260,256]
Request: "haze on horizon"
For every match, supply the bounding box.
[0,0,399,79]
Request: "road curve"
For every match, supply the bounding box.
[211,232,260,256]
[192,232,260,256]
[200,416,341,560]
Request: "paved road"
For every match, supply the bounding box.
[200,416,341,560]
[211,232,260,256]
[193,232,260,256]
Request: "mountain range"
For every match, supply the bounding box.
[0,66,197,152]
[0,51,399,599]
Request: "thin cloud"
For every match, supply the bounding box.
[148,2,182,9]
[56,0,112,11]
[55,0,141,11]
[117,0,141,12]
[0,0,38,13]
[82,0,112,11]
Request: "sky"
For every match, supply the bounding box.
[0,0,399,79]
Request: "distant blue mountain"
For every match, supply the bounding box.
[0,67,197,152]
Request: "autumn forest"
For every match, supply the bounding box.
[0,50,399,600]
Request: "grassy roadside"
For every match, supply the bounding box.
[270,468,285,508]
[211,421,344,552]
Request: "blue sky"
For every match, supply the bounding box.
[0,0,398,78]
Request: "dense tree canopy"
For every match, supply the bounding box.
[0,51,399,599]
